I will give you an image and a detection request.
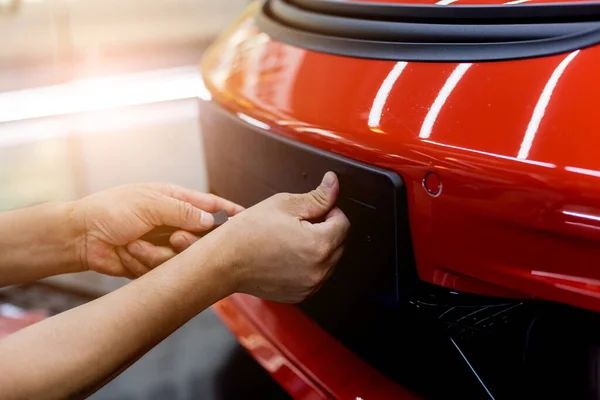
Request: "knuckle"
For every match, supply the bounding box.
[163,183,181,197]
[333,246,345,262]
[310,268,326,287]
[315,241,333,262]
[343,218,351,235]
[178,201,195,222]
[118,248,134,264]
[139,199,161,226]
[286,295,305,304]
[298,294,311,303]
[204,194,219,209]
[147,182,174,197]
[148,253,163,267]
[294,288,313,303]
[339,212,350,227]
[339,227,350,243]
[309,188,329,208]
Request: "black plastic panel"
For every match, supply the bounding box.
[256,0,600,62]
[199,101,413,311]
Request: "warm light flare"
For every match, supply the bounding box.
[0,66,209,124]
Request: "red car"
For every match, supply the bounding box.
[200,1,600,398]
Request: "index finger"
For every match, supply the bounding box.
[153,183,245,216]
[309,207,350,250]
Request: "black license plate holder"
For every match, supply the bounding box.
[200,102,413,319]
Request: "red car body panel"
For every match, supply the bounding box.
[215,294,416,399]
[204,5,600,313]
[206,2,600,398]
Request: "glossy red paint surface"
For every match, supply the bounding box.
[213,294,417,400]
[202,4,600,313]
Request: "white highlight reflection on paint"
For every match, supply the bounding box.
[422,139,557,168]
[295,127,341,140]
[368,62,408,130]
[562,210,600,223]
[505,0,529,4]
[532,270,600,286]
[517,50,579,159]
[436,0,458,4]
[419,63,472,139]
[565,166,600,178]
[236,112,271,130]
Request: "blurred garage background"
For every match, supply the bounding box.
[0,0,289,398]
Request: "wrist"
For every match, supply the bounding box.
[178,232,239,299]
[63,201,87,273]
[42,201,87,274]
[203,227,241,295]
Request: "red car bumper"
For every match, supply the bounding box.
[203,1,600,398]
[213,295,417,400]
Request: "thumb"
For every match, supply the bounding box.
[287,171,339,220]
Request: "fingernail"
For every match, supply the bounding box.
[321,172,336,188]
[200,211,213,227]
[172,234,189,249]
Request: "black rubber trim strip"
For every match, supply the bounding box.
[256,0,600,62]
[200,99,416,306]
[289,0,600,23]
[272,0,599,43]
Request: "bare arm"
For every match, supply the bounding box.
[0,237,229,399]
[0,183,244,287]
[0,172,349,400]
[0,202,82,286]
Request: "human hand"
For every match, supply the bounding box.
[204,172,350,303]
[73,183,244,278]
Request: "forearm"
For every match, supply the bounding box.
[0,235,231,400]
[0,202,83,286]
